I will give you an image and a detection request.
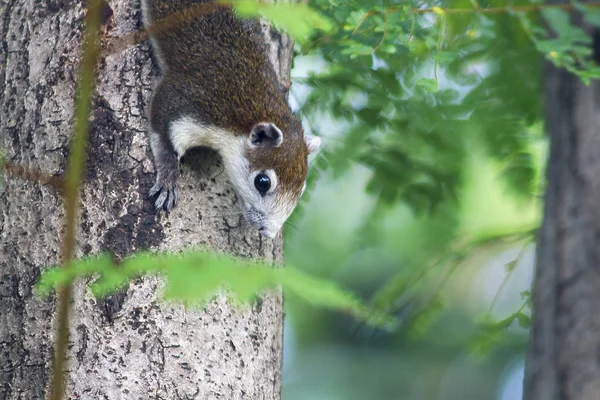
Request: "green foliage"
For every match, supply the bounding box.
[284,0,600,357]
[297,2,542,220]
[366,227,534,338]
[37,250,397,329]
[470,301,531,355]
[520,5,600,84]
[405,295,445,339]
[229,0,332,43]
[294,0,600,218]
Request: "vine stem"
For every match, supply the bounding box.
[49,0,103,398]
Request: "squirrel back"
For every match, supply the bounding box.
[143,0,294,133]
[142,0,321,237]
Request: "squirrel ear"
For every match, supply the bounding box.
[304,134,321,154]
[249,123,283,147]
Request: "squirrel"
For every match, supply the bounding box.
[141,0,321,238]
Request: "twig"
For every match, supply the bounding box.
[351,10,390,55]
[1,161,65,193]
[352,11,377,36]
[434,16,446,90]
[410,2,600,14]
[49,0,103,398]
[408,14,416,42]
[371,11,388,54]
[487,241,531,314]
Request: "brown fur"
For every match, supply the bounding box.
[145,0,309,197]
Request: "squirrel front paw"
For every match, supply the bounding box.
[149,173,178,212]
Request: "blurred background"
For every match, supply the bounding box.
[280,1,547,398]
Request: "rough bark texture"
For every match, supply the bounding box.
[524,7,600,400]
[0,0,292,398]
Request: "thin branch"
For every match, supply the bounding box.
[434,16,446,90]
[408,14,416,42]
[352,11,377,36]
[410,2,600,14]
[487,241,531,315]
[371,229,535,315]
[351,10,389,55]
[371,11,388,54]
[49,0,103,397]
[1,161,65,193]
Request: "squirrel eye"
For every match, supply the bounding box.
[254,173,271,195]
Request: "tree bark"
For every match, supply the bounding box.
[0,0,291,398]
[524,6,600,400]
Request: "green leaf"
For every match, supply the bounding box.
[228,0,333,42]
[416,78,438,93]
[541,8,588,44]
[407,297,444,338]
[581,6,600,27]
[504,260,517,273]
[379,43,397,54]
[517,312,531,328]
[36,250,397,330]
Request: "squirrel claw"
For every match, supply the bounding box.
[150,181,178,212]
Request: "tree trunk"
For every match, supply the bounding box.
[524,7,600,400]
[0,0,291,398]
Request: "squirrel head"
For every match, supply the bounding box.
[224,121,321,238]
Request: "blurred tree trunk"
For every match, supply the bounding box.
[524,5,600,400]
[0,0,290,398]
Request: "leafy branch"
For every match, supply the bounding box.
[351,8,389,55]
[471,299,530,355]
[37,250,397,330]
[370,227,537,331]
[487,240,533,315]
